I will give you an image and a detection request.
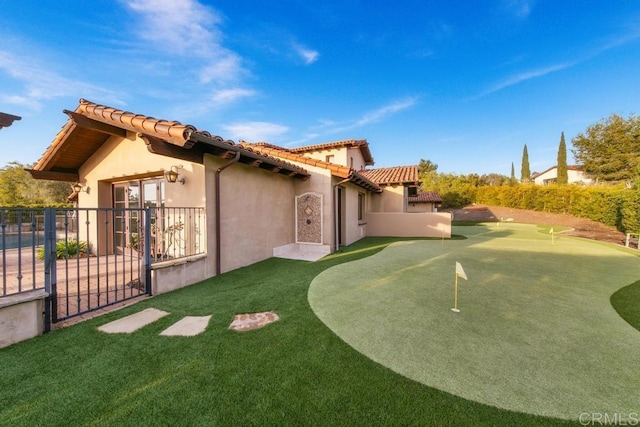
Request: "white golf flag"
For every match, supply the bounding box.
[455,262,467,280]
[549,228,554,234]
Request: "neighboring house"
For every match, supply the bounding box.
[532,165,593,186]
[29,99,451,294]
[407,191,443,213]
[0,112,21,130]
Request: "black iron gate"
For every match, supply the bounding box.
[43,208,152,328]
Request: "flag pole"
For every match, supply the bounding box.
[452,262,466,313]
[452,273,460,312]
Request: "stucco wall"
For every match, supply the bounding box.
[407,202,436,213]
[344,185,366,245]
[301,148,345,166]
[79,134,206,209]
[0,290,46,349]
[211,156,297,273]
[151,256,209,294]
[371,185,406,213]
[346,147,367,170]
[366,212,452,238]
[297,146,367,170]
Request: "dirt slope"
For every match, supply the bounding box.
[445,205,626,246]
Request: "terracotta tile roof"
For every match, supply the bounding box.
[289,139,375,166]
[0,112,21,130]
[31,99,309,181]
[242,142,382,193]
[250,142,291,151]
[408,191,442,203]
[360,166,419,186]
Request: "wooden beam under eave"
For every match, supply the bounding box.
[27,169,79,182]
[142,135,204,164]
[64,110,127,138]
[262,164,282,173]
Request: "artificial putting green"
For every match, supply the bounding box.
[308,223,640,421]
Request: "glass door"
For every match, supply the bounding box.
[113,182,140,252]
[142,179,165,258]
[113,179,163,254]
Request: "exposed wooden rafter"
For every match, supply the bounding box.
[64,110,127,138]
[142,135,204,164]
[27,169,79,182]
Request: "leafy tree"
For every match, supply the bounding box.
[479,173,509,186]
[0,162,72,207]
[557,132,568,185]
[418,158,439,190]
[521,144,530,183]
[418,159,438,174]
[572,113,640,183]
[510,162,516,186]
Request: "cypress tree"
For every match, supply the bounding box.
[521,144,531,183]
[557,132,568,185]
[510,162,516,186]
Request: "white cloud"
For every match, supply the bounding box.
[210,88,256,104]
[222,121,289,143]
[284,133,320,147]
[474,27,640,101]
[123,0,221,55]
[503,0,534,18]
[354,98,418,127]
[317,97,417,134]
[293,43,320,65]
[199,55,246,84]
[122,0,248,84]
[475,63,572,99]
[0,50,123,110]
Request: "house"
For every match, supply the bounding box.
[532,165,593,186]
[29,99,451,295]
[0,112,21,130]
[407,191,443,213]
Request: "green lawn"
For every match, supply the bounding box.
[309,223,640,422]
[1,229,638,425]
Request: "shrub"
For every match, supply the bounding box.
[475,185,639,233]
[37,240,89,260]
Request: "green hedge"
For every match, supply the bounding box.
[475,185,640,233]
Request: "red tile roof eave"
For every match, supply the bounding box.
[408,192,443,203]
[360,166,419,186]
[34,120,77,170]
[0,112,21,129]
[33,99,310,180]
[243,142,382,192]
[289,139,375,165]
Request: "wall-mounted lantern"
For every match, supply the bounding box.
[71,182,88,193]
[165,165,185,185]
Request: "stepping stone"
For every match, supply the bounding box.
[229,311,279,332]
[98,308,169,334]
[160,315,212,337]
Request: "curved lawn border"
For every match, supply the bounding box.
[611,280,640,331]
[309,224,640,421]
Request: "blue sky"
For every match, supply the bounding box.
[1,1,639,175]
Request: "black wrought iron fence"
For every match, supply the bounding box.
[150,207,205,262]
[2,206,205,326]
